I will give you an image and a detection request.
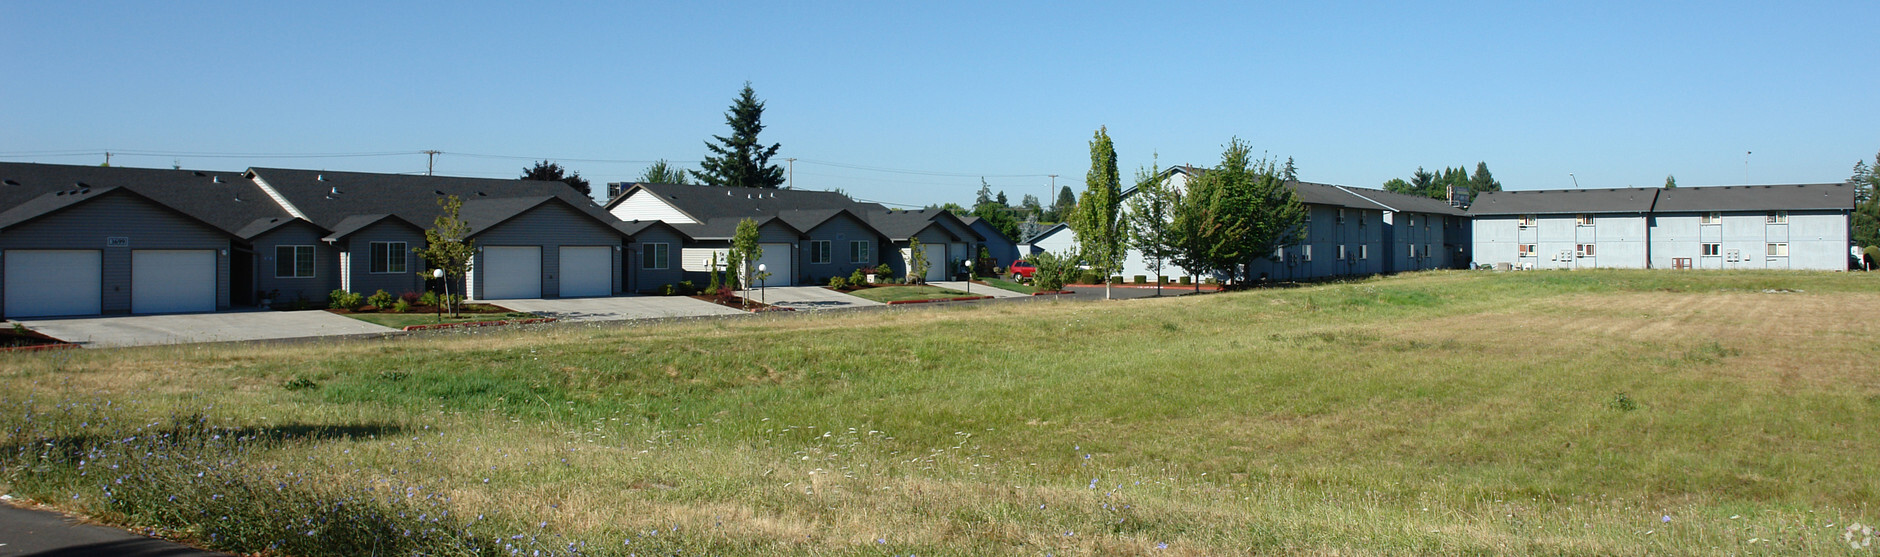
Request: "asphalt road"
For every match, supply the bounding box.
[0,500,225,557]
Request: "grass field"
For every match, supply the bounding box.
[3,270,1878,556]
[843,284,976,303]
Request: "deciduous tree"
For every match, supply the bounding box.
[1124,159,1178,295]
[414,195,475,316]
[1070,126,1125,299]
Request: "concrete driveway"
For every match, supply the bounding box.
[746,286,882,311]
[930,281,1029,298]
[13,310,397,348]
[497,295,746,322]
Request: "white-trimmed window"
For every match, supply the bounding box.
[1519,244,1537,257]
[1766,211,1788,224]
[849,241,870,263]
[1337,245,1348,260]
[642,243,669,270]
[369,241,407,274]
[1423,243,1431,258]
[1701,212,1722,225]
[1301,245,1312,262]
[1766,243,1789,257]
[1518,214,1537,228]
[809,240,832,264]
[1576,243,1596,257]
[1359,212,1367,227]
[1408,216,1415,227]
[1701,243,1720,256]
[1358,245,1369,259]
[276,245,315,278]
[1576,214,1595,226]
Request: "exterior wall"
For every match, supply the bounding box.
[1385,211,1451,273]
[629,227,687,293]
[469,202,622,299]
[0,192,231,317]
[1445,215,1472,268]
[1650,210,1848,270]
[252,221,337,304]
[1252,204,1384,281]
[1473,213,1651,270]
[341,220,425,298]
[888,226,953,280]
[1471,216,1524,269]
[608,191,695,224]
[971,221,1020,267]
[800,213,879,285]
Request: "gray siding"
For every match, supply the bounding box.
[886,225,953,280]
[630,227,687,293]
[342,219,426,298]
[1649,210,1848,270]
[971,221,1020,267]
[800,213,879,285]
[1252,204,1384,281]
[470,202,623,299]
[252,222,338,303]
[0,192,230,316]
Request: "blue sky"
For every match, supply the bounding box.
[3,2,1876,207]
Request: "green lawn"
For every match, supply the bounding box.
[841,284,977,303]
[978,276,1039,294]
[338,309,538,328]
[4,269,1879,556]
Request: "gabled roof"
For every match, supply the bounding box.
[1021,222,1070,245]
[617,219,691,241]
[669,215,803,241]
[857,208,975,241]
[1652,183,1854,212]
[1289,181,1391,211]
[1332,185,1469,216]
[320,213,425,242]
[775,207,878,235]
[0,162,290,237]
[1469,187,1660,215]
[247,167,623,238]
[604,182,874,221]
[962,216,1016,244]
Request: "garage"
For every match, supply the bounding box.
[132,250,217,314]
[919,243,948,282]
[756,243,794,286]
[481,246,542,299]
[4,250,102,318]
[557,246,612,297]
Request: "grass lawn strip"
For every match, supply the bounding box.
[978,277,1039,294]
[339,310,540,329]
[3,269,1879,556]
[842,284,978,303]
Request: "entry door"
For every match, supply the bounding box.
[557,246,612,297]
[480,246,542,299]
[4,250,102,317]
[132,250,217,314]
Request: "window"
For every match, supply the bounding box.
[642,243,669,270]
[1766,243,1788,257]
[1302,211,1312,230]
[1576,214,1595,226]
[1519,244,1537,257]
[1301,245,1312,262]
[369,241,407,274]
[1701,243,1721,256]
[849,241,870,263]
[1358,245,1369,259]
[1423,244,1431,258]
[275,245,314,278]
[809,240,832,264]
[1337,245,1347,260]
[1576,243,1596,257]
[1766,211,1788,224]
[1358,212,1367,227]
[1408,216,1415,227]
[1518,214,1537,228]
[1336,208,1346,224]
[1701,212,1722,225]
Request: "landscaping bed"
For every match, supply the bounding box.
[688,294,792,312]
[0,324,77,352]
[329,303,537,329]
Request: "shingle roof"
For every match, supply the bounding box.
[247,167,628,237]
[669,215,802,241]
[1333,185,1469,216]
[1468,187,1660,215]
[0,162,289,236]
[857,208,967,241]
[605,182,874,221]
[1652,183,1854,212]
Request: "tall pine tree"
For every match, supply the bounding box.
[693,82,786,188]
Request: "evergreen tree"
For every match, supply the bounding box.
[1048,186,1077,222]
[1851,154,1880,250]
[1020,194,1042,216]
[521,160,591,197]
[1469,162,1502,194]
[995,191,1008,206]
[1664,175,1678,188]
[975,178,995,206]
[638,160,691,184]
[1070,126,1125,299]
[692,82,785,188]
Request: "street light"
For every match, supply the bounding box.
[432,268,446,322]
[963,260,972,294]
[757,263,767,306]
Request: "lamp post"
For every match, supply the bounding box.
[432,268,445,322]
[963,260,972,294]
[756,263,767,306]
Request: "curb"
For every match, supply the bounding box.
[1030,290,1073,296]
[884,296,994,305]
[402,317,558,331]
[0,343,80,353]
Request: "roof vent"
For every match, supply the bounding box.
[55,190,65,196]
[193,171,206,177]
[317,174,327,181]
[233,193,243,202]
[727,191,733,196]
[477,191,486,197]
[330,186,341,195]
[212,176,224,183]
[2,179,18,186]
[75,181,89,188]
[434,190,445,195]
[79,188,90,194]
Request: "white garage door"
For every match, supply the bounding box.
[558,246,612,298]
[755,243,793,286]
[922,243,947,282]
[5,250,102,318]
[132,250,217,314]
[481,246,542,300]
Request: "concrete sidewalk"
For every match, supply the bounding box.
[0,499,226,556]
[929,281,1029,298]
[750,286,883,311]
[13,310,397,348]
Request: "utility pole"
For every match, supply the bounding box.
[785,158,795,189]
[103,152,112,167]
[1047,174,1057,217]
[423,150,442,176]
[1744,151,1751,185]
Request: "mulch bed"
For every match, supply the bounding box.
[0,326,78,352]
[688,295,792,312]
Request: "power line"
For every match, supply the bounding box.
[795,158,1054,178]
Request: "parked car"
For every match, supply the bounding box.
[1008,260,1037,279]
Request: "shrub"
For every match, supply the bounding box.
[366,289,394,310]
[1074,271,1101,285]
[875,263,891,277]
[391,299,412,313]
[677,280,698,296]
[830,276,849,289]
[849,268,868,285]
[399,291,422,305]
[418,291,440,307]
[327,289,364,311]
[1133,275,1146,284]
[1030,250,1078,291]
[1180,276,1192,285]
[1111,276,1124,284]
